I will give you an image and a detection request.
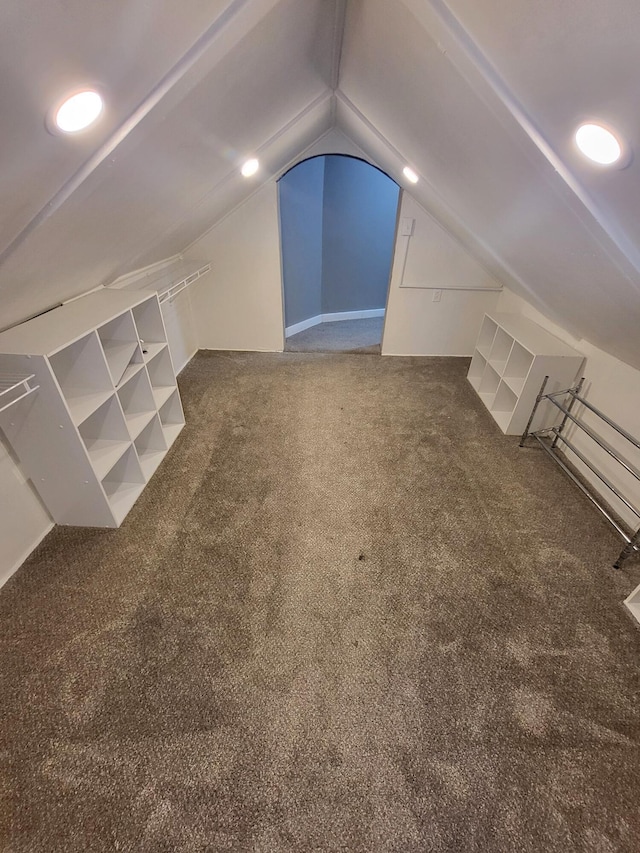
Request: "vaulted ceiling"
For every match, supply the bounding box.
[1,0,639,368]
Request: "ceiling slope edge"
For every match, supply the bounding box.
[0,0,282,275]
[334,93,522,296]
[409,0,640,294]
[127,92,335,274]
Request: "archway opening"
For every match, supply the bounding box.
[278,155,400,353]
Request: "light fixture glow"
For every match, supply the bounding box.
[54,90,103,133]
[241,158,259,177]
[402,166,419,184]
[575,123,622,165]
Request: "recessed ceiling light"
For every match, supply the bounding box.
[241,158,259,177]
[575,122,623,166]
[53,90,103,133]
[402,166,419,184]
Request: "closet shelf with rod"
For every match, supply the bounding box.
[0,373,39,414]
[108,259,211,304]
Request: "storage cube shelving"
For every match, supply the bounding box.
[0,290,185,527]
[468,313,584,435]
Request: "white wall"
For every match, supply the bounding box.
[161,287,198,374]
[382,193,502,356]
[185,182,285,352]
[498,288,640,534]
[0,443,52,587]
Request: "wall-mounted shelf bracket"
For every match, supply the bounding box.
[0,373,39,414]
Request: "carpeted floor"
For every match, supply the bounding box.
[285,317,383,353]
[1,351,640,852]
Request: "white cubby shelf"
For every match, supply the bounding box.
[468,313,584,435]
[0,289,185,528]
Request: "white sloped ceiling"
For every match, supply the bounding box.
[1,0,639,370]
[0,0,341,328]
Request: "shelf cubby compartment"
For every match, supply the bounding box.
[478,364,500,408]
[491,382,518,432]
[159,389,185,447]
[135,414,168,481]
[97,311,141,387]
[141,341,167,364]
[476,316,498,360]
[503,342,534,397]
[78,394,131,480]
[49,332,113,426]
[146,345,177,408]
[101,445,145,525]
[132,298,167,352]
[117,368,156,440]
[468,351,487,391]
[488,328,513,375]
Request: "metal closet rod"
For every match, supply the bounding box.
[0,374,39,415]
[520,376,640,570]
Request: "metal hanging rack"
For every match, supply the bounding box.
[520,376,640,569]
[0,373,39,415]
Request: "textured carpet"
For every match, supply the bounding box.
[1,351,640,852]
[285,317,383,353]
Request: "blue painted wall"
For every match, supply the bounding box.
[279,156,399,327]
[279,157,324,327]
[321,156,399,314]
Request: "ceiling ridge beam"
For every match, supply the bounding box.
[329,0,348,91]
[0,0,278,273]
[418,0,640,289]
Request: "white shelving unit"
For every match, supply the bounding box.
[468,313,584,435]
[0,289,185,527]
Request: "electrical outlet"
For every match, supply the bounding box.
[432,289,442,302]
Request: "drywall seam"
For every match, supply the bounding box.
[330,1,348,90]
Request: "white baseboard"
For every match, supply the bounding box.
[285,315,323,337]
[285,308,385,338]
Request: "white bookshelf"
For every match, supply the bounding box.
[468,313,584,435]
[0,290,185,527]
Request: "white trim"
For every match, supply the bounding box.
[285,315,322,337]
[174,348,199,375]
[1,522,54,590]
[323,308,385,323]
[401,284,503,291]
[199,346,285,353]
[381,351,473,358]
[285,309,385,338]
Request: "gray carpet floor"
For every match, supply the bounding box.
[1,351,640,852]
[285,317,383,353]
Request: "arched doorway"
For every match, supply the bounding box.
[278,155,400,353]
